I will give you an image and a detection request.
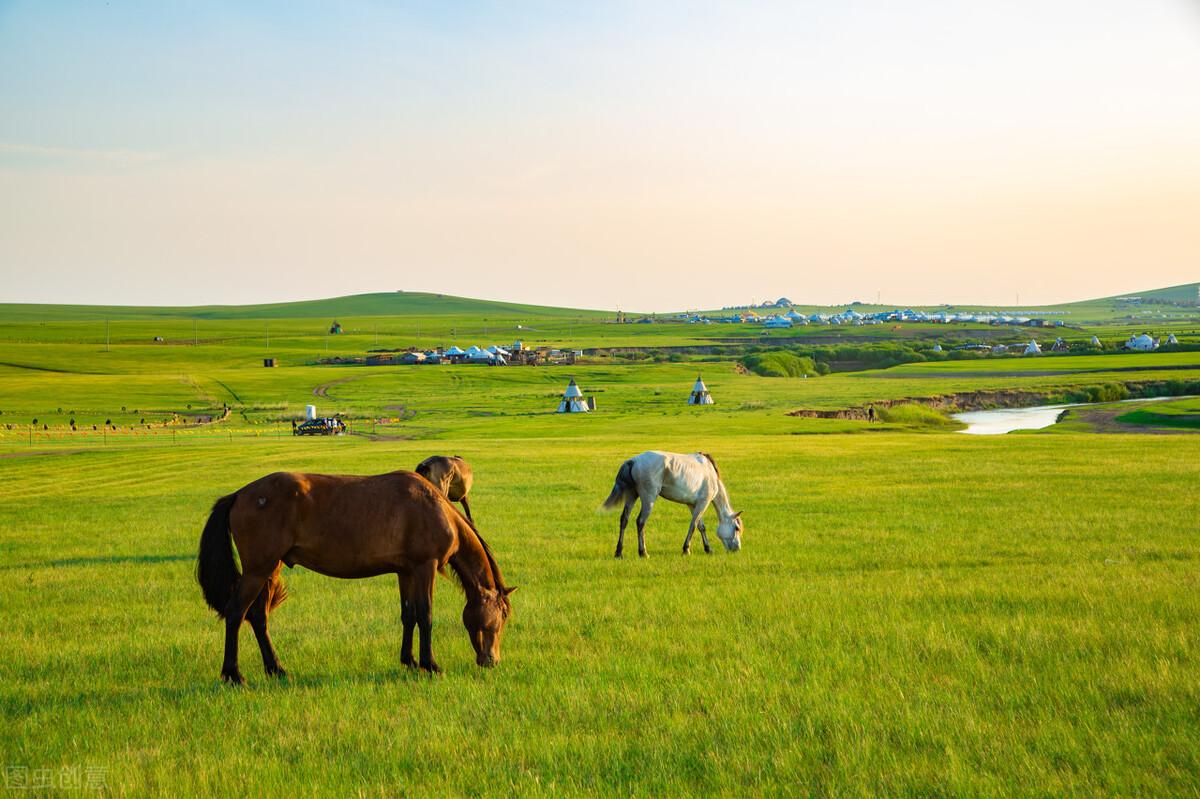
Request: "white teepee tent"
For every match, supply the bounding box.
[1023,340,1041,355]
[688,375,714,405]
[1167,333,1179,345]
[1090,335,1102,347]
[557,378,589,413]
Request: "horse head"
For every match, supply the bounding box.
[716,511,743,552]
[462,586,516,667]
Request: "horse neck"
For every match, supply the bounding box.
[711,478,735,519]
[448,519,499,599]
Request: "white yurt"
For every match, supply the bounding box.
[557,378,589,413]
[1125,334,1157,352]
[688,375,714,405]
[1023,340,1041,355]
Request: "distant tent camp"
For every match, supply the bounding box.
[1167,333,1179,345]
[1023,340,1041,355]
[557,378,589,413]
[688,375,714,405]
[1051,337,1069,352]
[1090,335,1102,347]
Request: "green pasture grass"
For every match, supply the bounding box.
[1,433,1198,795]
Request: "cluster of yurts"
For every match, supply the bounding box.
[557,376,713,413]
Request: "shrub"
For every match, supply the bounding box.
[741,351,819,378]
[877,403,965,430]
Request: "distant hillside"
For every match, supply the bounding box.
[0,292,611,322]
[1097,282,1200,306]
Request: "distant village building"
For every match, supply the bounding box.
[688,375,714,405]
[557,378,589,413]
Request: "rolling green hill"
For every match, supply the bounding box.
[0,291,611,322]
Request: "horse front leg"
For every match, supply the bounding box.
[413,560,440,673]
[697,518,712,554]
[615,498,634,558]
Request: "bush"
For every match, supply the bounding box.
[877,403,965,430]
[741,351,820,378]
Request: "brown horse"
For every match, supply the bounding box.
[415,455,475,525]
[196,470,514,684]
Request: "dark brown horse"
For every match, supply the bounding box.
[196,470,514,684]
[415,455,475,525]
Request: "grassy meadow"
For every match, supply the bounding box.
[2,293,1199,796]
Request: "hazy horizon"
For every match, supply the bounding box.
[2,2,1199,310]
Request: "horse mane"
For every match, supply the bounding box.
[700,451,720,478]
[445,508,510,611]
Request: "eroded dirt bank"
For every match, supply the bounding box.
[786,380,1195,420]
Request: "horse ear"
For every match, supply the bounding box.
[733,511,743,519]
[503,586,518,595]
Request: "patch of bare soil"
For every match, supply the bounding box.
[313,375,363,398]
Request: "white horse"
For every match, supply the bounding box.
[601,451,743,557]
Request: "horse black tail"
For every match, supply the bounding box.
[601,459,636,510]
[197,492,240,618]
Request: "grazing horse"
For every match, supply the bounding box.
[415,455,475,525]
[601,451,743,558]
[196,470,515,684]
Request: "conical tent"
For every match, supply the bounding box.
[688,375,714,405]
[1023,340,1041,355]
[557,378,589,413]
[1090,335,1102,347]
[1167,333,1179,345]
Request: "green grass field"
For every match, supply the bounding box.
[2,294,1199,795]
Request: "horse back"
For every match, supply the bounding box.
[229,470,461,577]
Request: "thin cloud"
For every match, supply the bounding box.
[0,141,163,166]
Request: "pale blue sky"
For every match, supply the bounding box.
[2,1,1198,309]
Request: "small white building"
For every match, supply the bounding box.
[763,316,793,328]
[1125,334,1158,352]
[688,375,714,405]
[557,378,589,413]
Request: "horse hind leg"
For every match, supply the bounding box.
[220,571,271,684]
[636,494,655,558]
[246,567,287,678]
[615,497,634,558]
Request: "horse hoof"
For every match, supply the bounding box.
[682,547,690,555]
[267,667,288,680]
[614,551,623,559]
[420,662,442,674]
[221,670,245,686]
[638,550,648,558]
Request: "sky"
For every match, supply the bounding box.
[1,1,1199,311]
